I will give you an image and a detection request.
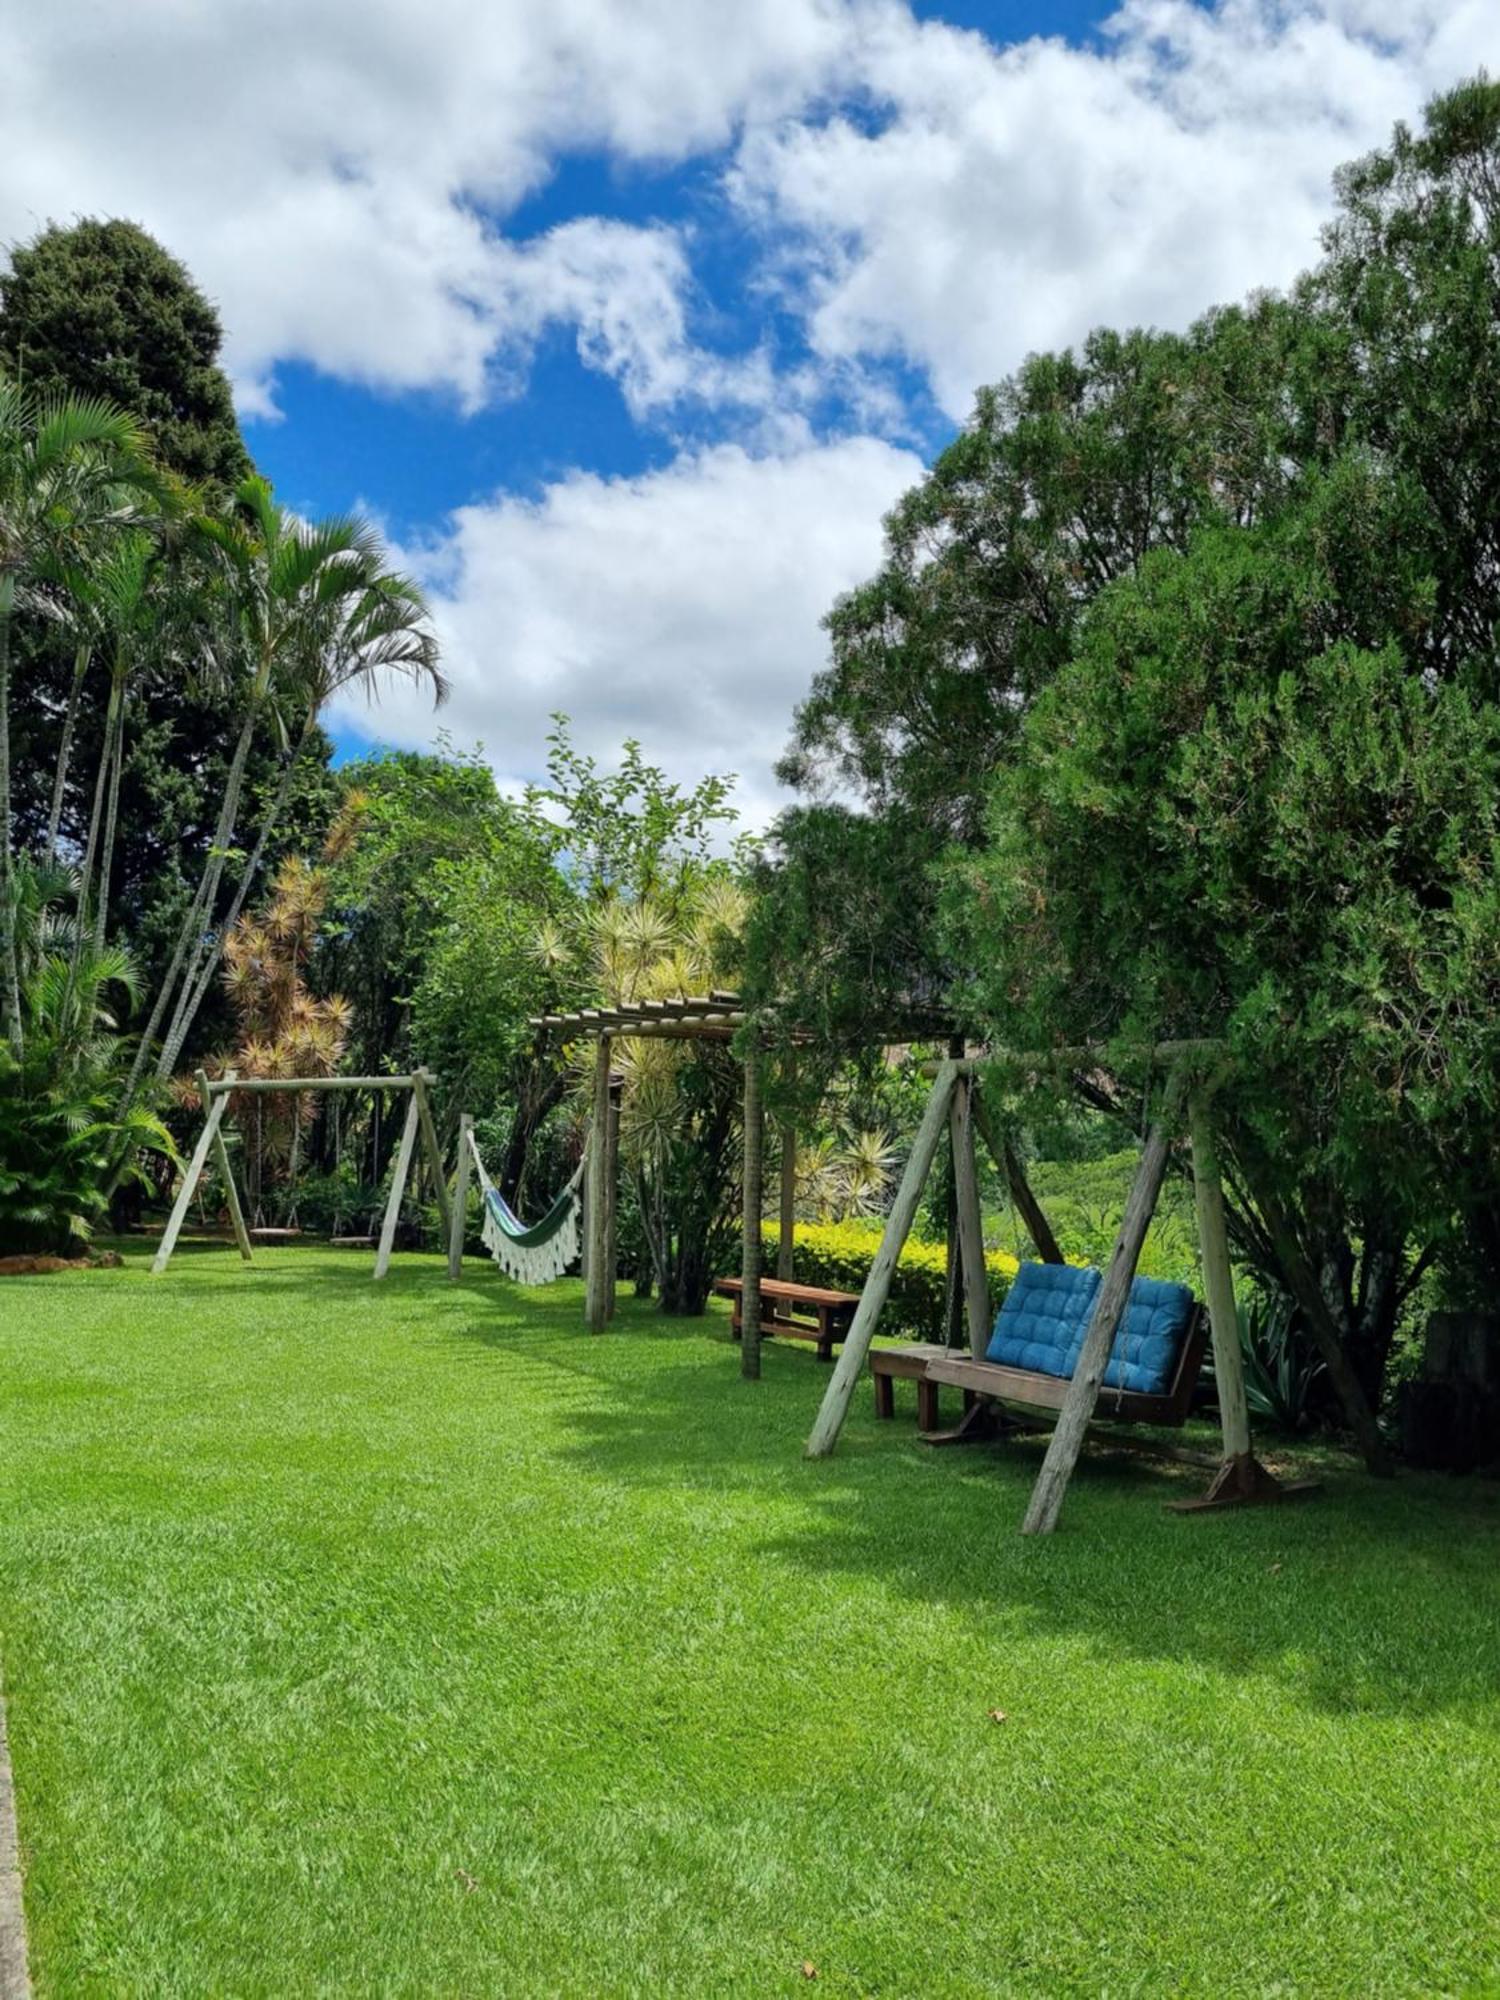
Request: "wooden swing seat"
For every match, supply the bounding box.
[921,1303,1209,1430]
[250,1226,302,1240]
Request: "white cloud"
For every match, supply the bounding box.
[732,0,1500,418]
[0,0,868,413]
[336,434,923,826]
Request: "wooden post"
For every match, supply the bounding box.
[971,1085,1065,1265]
[603,1074,620,1324]
[585,1036,612,1332]
[741,1039,766,1380]
[805,1062,959,1458]
[200,1068,251,1262]
[374,1091,421,1280]
[778,1120,796,1283]
[950,1076,991,1358]
[151,1087,234,1275]
[1189,1089,1251,1463]
[412,1069,451,1239]
[449,1112,473,1282]
[1020,1066,1187,1535]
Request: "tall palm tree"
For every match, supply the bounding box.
[0,376,153,1051]
[120,475,445,1108]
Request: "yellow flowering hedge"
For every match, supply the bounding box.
[762,1220,1019,1343]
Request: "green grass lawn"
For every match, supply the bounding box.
[2,1245,1499,1997]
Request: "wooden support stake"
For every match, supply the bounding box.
[1020,1066,1188,1534]
[1189,1089,1250,1462]
[950,1076,991,1358]
[200,1068,251,1262]
[412,1069,452,1240]
[970,1084,1065,1265]
[152,1087,233,1275]
[603,1075,620,1324]
[778,1119,796,1283]
[805,1062,959,1458]
[374,1092,421,1280]
[741,1040,766,1380]
[585,1036,612,1332]
[449,1112,473,1282]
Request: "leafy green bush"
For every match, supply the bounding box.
[763,1219,1017,1342]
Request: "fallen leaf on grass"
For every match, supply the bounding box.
[1269,1562,1283,1575]
[801,1961,818,1979]
[455,1868,479,1893]
[987,1708,1008,1725]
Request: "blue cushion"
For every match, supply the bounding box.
[987,1263,1194,1397]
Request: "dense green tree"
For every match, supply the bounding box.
[0,220,250,489]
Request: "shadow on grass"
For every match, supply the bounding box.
[94,1244,1500,1723]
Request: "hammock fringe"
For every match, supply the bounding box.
[467,1126,583,1287]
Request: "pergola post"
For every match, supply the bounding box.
[806,1061,959,1457]
[740,1037,766,1380]
[585,1035,614,1332]
[449,1112,473,1281]
[604,1072,621,1323]
[950,1074,991,1357]
[1020,1066,1188,1534]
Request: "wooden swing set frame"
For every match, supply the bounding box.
[151,1068,450,1281]
[804,1044,1321,1533]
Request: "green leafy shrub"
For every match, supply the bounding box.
[763,1219,1017,1342]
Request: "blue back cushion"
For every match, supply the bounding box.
[986,1263,1194,1396]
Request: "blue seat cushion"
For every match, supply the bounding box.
[987,1262,1194,1397]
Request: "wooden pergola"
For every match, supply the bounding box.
[528,993,1043,1376]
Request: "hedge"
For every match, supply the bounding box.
[762,1220,1018,1343]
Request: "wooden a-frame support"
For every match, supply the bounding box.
[804,1054,1320,1531]
[153,1070,451,1280]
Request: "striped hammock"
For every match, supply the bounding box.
[466,1126,583,1286]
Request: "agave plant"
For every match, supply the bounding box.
[1238,1289,1328,1434]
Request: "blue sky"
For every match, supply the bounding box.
[4,0,1491,820]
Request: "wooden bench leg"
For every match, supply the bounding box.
[917,1376,940,1430]
[873,1372,895,1419]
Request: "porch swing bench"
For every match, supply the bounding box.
[889,1260,1210,1440]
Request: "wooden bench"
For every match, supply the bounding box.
[869,1343,962,1427]
[922,1304,1210,1430]
[713,1277,860,1363]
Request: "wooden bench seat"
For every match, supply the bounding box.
[923,1304,1209,1429]
[713,1276,860,1363]
[869,1343,961,1427]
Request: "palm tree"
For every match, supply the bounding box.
[0,376,153,1051]
[119,475,445,1109]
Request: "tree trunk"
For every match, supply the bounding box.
[46,639,91,857]
[496,1066,566,1206]
[94,672,126,949]
[72,677,115,967]
[0,597,22,1054]
[164,722,310,1073]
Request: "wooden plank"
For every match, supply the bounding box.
[740,1040,766,1379]
[585,1036,612,1332]
[373,1092,421,1281]
[1020,1065,1188,1534]
[950,1076,992,1357]
[205,1074,416,1095]
[199,1067,251,1263]
[412,1070,452,1240]
[805,1062,959,1458]
[151,1088,233,1275]
[714,1278,859,1308]
[1189,1088,1251,1462]
[449,1111,473,1282]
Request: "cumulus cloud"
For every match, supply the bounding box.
[732,0,1500,418]
[337,435,923,827]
